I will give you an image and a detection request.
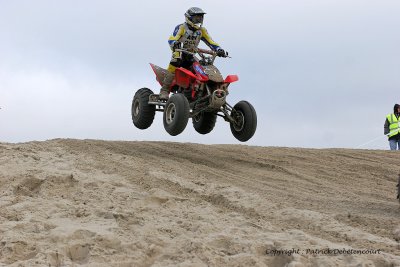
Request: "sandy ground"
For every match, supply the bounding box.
[0,139,400,267]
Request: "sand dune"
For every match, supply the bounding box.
[0,139,400,266]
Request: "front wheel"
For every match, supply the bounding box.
[230,101,257,142]
[131,88,156,129]
[163,94,190,136]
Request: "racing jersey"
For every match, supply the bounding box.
[168,23,221,52]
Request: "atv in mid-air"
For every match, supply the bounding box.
[131,48,257,142]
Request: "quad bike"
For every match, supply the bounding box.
[131,48,257,142]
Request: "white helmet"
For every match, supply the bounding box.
[185,7,206,30]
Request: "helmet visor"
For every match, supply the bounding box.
[191,14,204,24]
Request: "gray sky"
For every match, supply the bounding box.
[1,0,399,149]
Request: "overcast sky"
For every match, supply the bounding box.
[1,0,399,149]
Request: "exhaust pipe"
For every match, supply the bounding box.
[209,89,226,109]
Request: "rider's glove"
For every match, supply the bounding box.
[173,42,182,51]
[217,48,227,57]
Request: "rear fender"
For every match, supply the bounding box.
[150,63,169,86]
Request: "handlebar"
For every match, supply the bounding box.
[197,48,216,56]
[175,48,230,58]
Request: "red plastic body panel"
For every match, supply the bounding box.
[175,67,197,88]
[150,63,168,86]
[224,75,239,83]
[150,63,176,90]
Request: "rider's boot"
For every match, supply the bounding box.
[159,73,174,100]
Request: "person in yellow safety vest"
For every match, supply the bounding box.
[384,103,400,150]
[158,7,228,100]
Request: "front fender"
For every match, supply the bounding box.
[224,75,239,83]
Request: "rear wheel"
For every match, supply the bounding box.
[230,101,257,142]
[163,94,190,136]
[193,112,217,134]
[131,88,156,129]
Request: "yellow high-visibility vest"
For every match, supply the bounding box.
[386,113,400,137]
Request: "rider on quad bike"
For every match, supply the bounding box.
[159,7,228,100]
[131,7,257,142]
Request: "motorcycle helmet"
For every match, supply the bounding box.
[185,7,206,30]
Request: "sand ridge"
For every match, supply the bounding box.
[0,139,399,266]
